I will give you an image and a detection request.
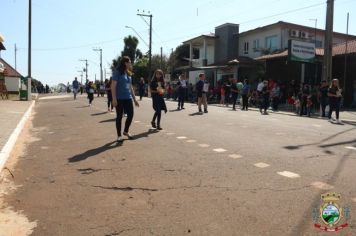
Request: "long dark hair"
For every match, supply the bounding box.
[117,56,130,75]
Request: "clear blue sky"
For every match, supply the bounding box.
[1,0,355,86]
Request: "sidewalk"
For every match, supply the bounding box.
[0,100,34,172]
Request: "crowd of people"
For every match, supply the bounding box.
[71,55,346,142]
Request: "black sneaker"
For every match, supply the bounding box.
[204,110,208,113]
[157,126,163,130]
[151,121,156,128]
[117,136,123,142]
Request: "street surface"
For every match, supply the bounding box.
[1,94,356,236]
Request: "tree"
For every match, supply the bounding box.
[111,35,143,72]
[151,54,168,73]
[132,57,149,84]
[166,44,190,78]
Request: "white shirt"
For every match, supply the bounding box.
[257,82,264,92]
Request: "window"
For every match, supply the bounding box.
[253,39,260,51]
[311,40,322,48]
[244,42,249,54]
[265,35,278,51]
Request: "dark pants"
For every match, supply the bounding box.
[242,94,248,110]
[272,97,279,110]
[107,93,113,110]
[139,89,144,101]
[152,111,161,127]
[225,92,230,105]
[178,90,185,109]
[320,98,328,117]
[232,93,238,110]
[115,99,134,137]
[300,98,307,116]
[88,93,94,104]
[260,97,269,112]
[328,100,340,120]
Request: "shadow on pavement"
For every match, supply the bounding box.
[91,111,108,116]
[75,105,89,109]
[169,109,181,112]
[132,129,159,140]
[68,141,120,163]
[189,112,203,116]
[99,118,116,123]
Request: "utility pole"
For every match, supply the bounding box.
[343,13,349,94]
[77,70,83,85]
[322,0,334,83]
[310,18,317,85]
[160,47,163,69]
[27,0,32,101]
[93,48,103,83]
[14,44,18,70]
[137,10,153,80]
[79,59,88,84]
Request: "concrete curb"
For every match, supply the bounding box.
[0,100,35,174]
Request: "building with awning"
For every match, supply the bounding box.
[0,58,23,94]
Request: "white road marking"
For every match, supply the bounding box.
[277,171,300,178]
[198,144,210,148]
[40,146,49,150]
[186,140,197,143]
[345,146,356,151]
[166,133,175,135]
[213,148,227,153]
[176,136,187,140]
[228,154,242,159]
[312,124,322,128]
[134,121,141,123]
[311,181,334,190]
[254,162,270,168]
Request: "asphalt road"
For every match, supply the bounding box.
[2,94,356,236]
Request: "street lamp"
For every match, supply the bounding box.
[125,26,149,48]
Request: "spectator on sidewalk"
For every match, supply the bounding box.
[328,78,342,124]
[150,69,167,130]
[111,56,139,142]
[271,83,281,111]
[196,73,208,113]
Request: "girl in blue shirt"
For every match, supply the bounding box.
[111,56,139,142]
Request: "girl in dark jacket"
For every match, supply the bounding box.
[150,69,167,130]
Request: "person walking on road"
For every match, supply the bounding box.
[138,77,145,101]
[318,80,329,117]
[87,81,95,106]
[231,78,239,110]
[177,75,187,110]
[260,80,270,115]
[196,73,208,113]
[111,56,139,142]
[150,69,167,130]
[105,78,113,112]
[72,77,79,100]
[241,79,250,110]
[328,78,342,124]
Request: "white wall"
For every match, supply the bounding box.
[188,70,204,84]
[5,77,20,92]
[239,27,282,58]
[196,45,215,66]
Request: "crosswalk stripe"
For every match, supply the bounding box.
[228,154,242,159]
[254,162,270,168]
[198,144,210,148]
[277,171,300,178]
[345,146,356,151]
[176,136,187,139]
[213,148,227,153]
